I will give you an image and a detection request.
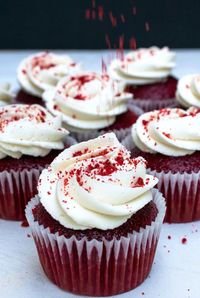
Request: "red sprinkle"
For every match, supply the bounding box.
[145,22,150,32]
[167,235,171,240]
[21,220,29,227]
[181,237,187,244]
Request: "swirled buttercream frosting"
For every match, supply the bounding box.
[0,104,68,159]
[132,107,200,156]
[17,52,82,97]
[38,133,158,230]
[43,72,133,131]
[176,74,200,108]
[109,47,176,85]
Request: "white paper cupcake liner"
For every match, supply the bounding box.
[25,189,166,296]
[0,135,77,221]
[122,134,200,223]
[70,103,143,143]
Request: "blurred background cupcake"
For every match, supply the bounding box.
[0,103,75,220]
[123,106,200,223]
[43,71,143,142]
[109,47,177,112]
[26,133,166,296]
[15,51,82,105]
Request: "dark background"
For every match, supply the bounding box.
[1,0,200,49]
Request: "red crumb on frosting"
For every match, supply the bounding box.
[162,132,172,139]
[72,147,89,157]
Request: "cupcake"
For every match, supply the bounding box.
[0,83,14,106]
[25,133,166,296]
[109,47,177,112]
[43,71,143,142]
[176,73,200,108]
[123,107,200,223]
[15,51,82,105]
[0,104,73,220]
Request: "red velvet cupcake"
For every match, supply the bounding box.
[25,133,165,296]
[43,71,143,142]
[109,47,177,112]
[0,104,74,220]
[123,107,200,223]
[15,51,82,105]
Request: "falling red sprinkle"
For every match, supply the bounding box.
[141,292,145,296]
[27,234,31,238]
[109,11,117,27]
[85,10,91,20]
[98,6,104,20]
[105,34,111,49]
[129,37,137,49]
[21,220,29,227]
[102,58,107,74]
[145,22,150,32]
[181,237,187,244]
[91,0,95,8]
[132,6,137,15]
[167,235,171,240]
[120,14,125,23]
[92,10,96,20]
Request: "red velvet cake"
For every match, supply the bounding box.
[25,133,166,296]
[0,104,70,220]
[126,76,178,112]
[109,47,177,112]
[126,107,200,223]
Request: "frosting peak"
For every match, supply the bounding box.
[0,104,69,159]
[109,47,176,85]
[17,52,82,97]
[132,107,200,156]
[43,72,132,131]
[39,133,158,230]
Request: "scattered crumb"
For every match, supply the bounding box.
[27,234,31,238]
[21,220,29,227]
[141,292,145,296]
[181,237,187,244]
[167,235,171,240]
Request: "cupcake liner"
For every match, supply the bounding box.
[25,189,166,296]
[0,167,43,221]
[122,134,200,223]
[70,103,143,143]
[132,98,177,113]
[0,135,77,221]
[149,170,200,223]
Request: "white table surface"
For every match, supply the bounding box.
[0,50,200,298]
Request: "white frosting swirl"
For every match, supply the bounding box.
[109,47,176,85]
[132,107,200,156]
[176,74,200,108]
[0,83,14,106]
[17,52,82,98]
[0,104,69,159]
[39,133,158,230]
[43,72,133,131]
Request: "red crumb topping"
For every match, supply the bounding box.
[181,237,187,244]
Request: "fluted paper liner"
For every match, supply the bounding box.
[71,103,143,143]
[122,134,200,223]
[25,189,166,296]
[0,135,77,221]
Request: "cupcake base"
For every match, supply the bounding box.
[125,76,178,112]
[15,89,44,106]
[123,134,200,223]
[25,189,166,296]
[0,137,76,221]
